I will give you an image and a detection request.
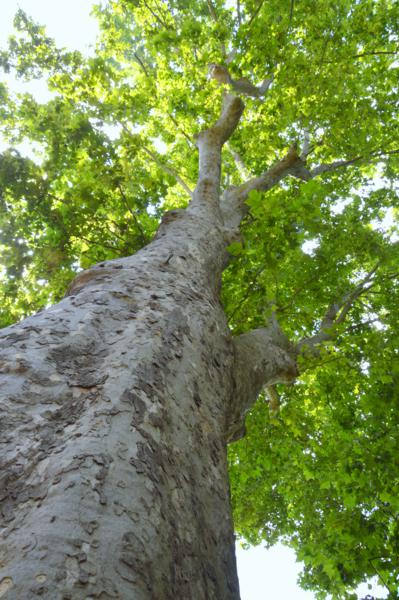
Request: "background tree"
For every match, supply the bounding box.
[0,0,398,598]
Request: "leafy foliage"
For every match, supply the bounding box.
[0,0,398,597]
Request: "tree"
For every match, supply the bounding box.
[0,0,398,598]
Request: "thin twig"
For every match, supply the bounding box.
[206,0,218,21]
[121,123,193,195]
[153,0,171,24]
[228,265,266,323]
[142,0,169,29]
[297,264,381,357]
[342,317,385,334]
[117,184,148,246]
[237,0,242,26]
[299,353,347,374]
[368,558,394,597]
[78,235,120,253]
[246,0,265,28]
[133,53,149,77]
[142,146,193,196]
[322,48,399,64]
[168,113,193,147]
[310,148,399,178]
[289,0,295,26]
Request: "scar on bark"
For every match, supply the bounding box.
[154,208,186,239]
[64,268,115,296]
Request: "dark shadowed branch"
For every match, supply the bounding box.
[117,184,148,245]
[322,48,399,64]
[246,0,266,28]
[133,52,149,76]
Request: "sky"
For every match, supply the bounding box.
[0,2,387,599]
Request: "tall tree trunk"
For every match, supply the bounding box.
[0,209,241,599]
[0,96,298,599]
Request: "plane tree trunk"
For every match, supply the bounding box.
[0,96,298,599]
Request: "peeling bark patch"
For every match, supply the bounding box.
[0,382,98,522]
[193,380,202,407]
[115,531,148,586]
[64,268,114,297]
[81,520,99,536]
[0,577,13,597]
[0,358,29,374]
[0,462,49,524]
[48,337,108,388]
[131,441,164,485]
[30,582,49,596]
[161,308,190,344]
[148,412,163,428]
[121,390,146,426]
[134,362,169,401]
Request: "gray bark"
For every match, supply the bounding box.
[0,95,299,599]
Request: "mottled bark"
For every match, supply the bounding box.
[0,94,299,599]
[0,211,241,599]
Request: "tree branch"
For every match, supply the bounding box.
[297,265,380,359]
[309,156,362,177]
[300,128,311,160]
[322,48,399,64]
[211,93,246,144]
[227,143,307,202]
[236,0,242,26]
[289,0,295,26]
[227,317,298,441]
[309,148,399,178]
[194,94,244,199]
[220,144,307,229]
[208,63,273,98]
[240,138,386,195]
[221,143,398,230]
